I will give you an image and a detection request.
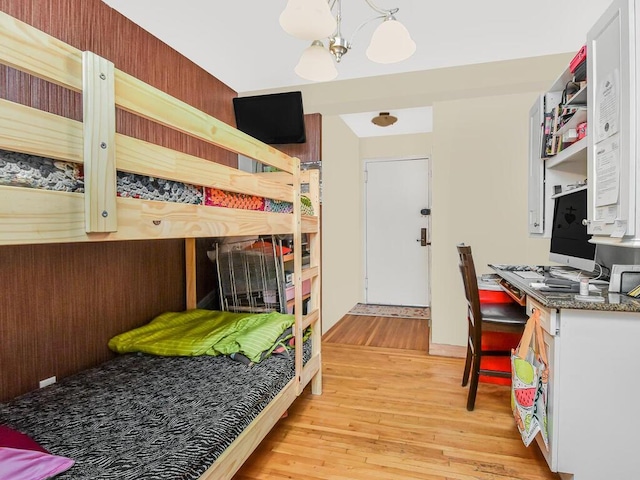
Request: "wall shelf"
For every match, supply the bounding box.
[550,184,587,200]
[546,137,587,169]
[556,109,587,136]
[565,85,588,107]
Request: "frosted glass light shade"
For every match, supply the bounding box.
[366,18,416,64]
[279,0,336,41]
[294,41,338,82]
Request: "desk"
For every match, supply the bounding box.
[491,266,640,480]
[491,266,640,313]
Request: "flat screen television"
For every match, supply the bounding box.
[549,187,597,272]
[233,91,306,144]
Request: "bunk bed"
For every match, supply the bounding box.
[0,11,321,480]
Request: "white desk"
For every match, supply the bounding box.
[492,267,640,480]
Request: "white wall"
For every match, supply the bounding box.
[359,105,552,349]
[260,53,576,345]
[431,93,552,347]
[319,132,432,334]
[320,115,363,333]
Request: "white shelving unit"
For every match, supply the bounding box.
[528,66,589,238]
[586,0,640,246]
[546,137,587,169]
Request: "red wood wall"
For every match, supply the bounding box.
[274,113,322,163]
[0,0,238,164]
[0,0,239,402]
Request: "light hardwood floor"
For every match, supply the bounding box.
[323,314,430,350]
[235,315,559,480]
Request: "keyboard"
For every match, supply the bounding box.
[492,264,537,272]
[513,270,545,280]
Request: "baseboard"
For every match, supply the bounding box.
[428,342,466,358]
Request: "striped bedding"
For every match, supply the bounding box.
[0,341,310,479]
[107,309,296,362]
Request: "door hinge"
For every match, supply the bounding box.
[364,170,368,183]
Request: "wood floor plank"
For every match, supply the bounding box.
[322,314,429,351]
[235,316,558,480]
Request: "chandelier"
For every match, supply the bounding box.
[279,0,416,82]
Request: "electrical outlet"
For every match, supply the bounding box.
[39,376,56,388]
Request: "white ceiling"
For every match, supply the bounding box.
[101,0,611,137]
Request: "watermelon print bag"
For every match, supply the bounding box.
[511,309,549,449]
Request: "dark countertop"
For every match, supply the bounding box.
[489,267,640,313]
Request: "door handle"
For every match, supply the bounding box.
[416,227,430,246]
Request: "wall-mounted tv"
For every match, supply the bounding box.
[233,91,306,144]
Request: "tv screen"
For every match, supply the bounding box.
[233,92,306,144]
[549,188,597,272]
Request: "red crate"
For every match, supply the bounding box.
[479,331,521,386]
[570,45,587,73]
[479,289,512,303]
[478,288,520,385]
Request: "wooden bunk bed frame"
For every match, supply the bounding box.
[0,11,321,479]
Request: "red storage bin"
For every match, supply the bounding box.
[570,45,587,73]
[479,289,512,304]
[479,331,521,386]
[478,283,521,386]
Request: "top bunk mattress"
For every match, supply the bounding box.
[0,341,310,479]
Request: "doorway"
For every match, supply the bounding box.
[364,157,431,306]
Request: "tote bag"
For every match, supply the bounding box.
[511,309,549,449]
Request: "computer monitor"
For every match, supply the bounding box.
[549,187,597,272]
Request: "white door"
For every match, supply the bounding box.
[364,158,430,306]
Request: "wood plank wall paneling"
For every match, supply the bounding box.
[273,113,322,163]
[0,0,238,165]
[0,240,185,400]
[0,0,322,402]
[0,68,82,120]
[0,0,238,402]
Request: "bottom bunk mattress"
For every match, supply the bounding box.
[0,341,310,479]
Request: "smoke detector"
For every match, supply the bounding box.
[371,112,398,127]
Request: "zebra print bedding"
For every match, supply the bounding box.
[0,341,310,479]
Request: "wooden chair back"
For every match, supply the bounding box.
[457,244,482,343]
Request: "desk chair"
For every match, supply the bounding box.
[457,244,528,411]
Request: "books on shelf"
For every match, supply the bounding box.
[541,111,554,158]
[542,105,561,157]
[542,104,584,157]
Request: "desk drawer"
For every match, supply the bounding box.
[526,298,557,335]
[497,278,526,306]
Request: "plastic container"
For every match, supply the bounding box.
[580,278,590,296]
[570,45,587,73]
[477,276,512,303]
[577,122,587,140]
[478,279,521,386]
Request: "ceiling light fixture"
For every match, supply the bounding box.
[371,112,398,127]
[280,0,416,82]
